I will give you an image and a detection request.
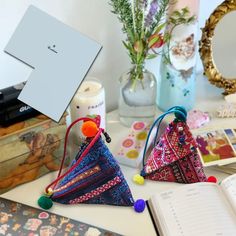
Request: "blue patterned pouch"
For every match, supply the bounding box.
[37,116,140,210]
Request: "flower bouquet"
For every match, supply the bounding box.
[110,0,195,126]
[110,0,170,83]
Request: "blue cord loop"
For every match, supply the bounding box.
[141,106,187,170]
[140,170,146,177]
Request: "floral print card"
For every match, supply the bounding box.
[115,121,158,168]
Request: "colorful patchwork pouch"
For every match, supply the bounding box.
[136,106,207,184]
[38,116,138,210]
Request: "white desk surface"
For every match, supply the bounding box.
[1,75,236,236]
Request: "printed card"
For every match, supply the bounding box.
[194,128,236,166]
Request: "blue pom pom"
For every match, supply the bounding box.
[134,199,146,213]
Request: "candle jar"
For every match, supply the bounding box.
[70,77,106,142]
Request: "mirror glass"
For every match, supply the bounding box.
[212,11,236,79]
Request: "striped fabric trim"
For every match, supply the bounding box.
[53,165,101,193]
[69,176,121,204]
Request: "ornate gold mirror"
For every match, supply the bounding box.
[199,0,236,95]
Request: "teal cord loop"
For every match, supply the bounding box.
[174,106,187,122]
[141,106,187,169]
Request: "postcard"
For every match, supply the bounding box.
[194,128,236,166]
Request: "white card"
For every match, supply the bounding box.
[4,5,102,122]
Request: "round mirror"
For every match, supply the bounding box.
[199,0,236,95]
[212,11,236,79]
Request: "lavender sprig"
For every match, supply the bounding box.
[139,0,148,10]
[133,0,144,39]
[145,0,158,28]
[110,0,134,42]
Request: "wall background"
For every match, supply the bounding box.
[0,0,224,111]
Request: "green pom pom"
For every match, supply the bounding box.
[38,196,53,210]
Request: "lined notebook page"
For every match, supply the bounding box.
[152,183,236,236]
[221,174,236,212]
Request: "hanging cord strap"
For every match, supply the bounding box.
[141,106,187,171]
[45,117,103,194]
[153,106,187,146]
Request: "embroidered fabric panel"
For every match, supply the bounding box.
[189,150,207,182]
[145,150,207,183]
[145,121,197,174]
[51,137,134,206]
[53,166,117,199]
[52,162,104,198]
[69,176,121,204]
[144,120,207,183]
[53,165,101,193]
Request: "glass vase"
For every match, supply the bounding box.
[157,59,196,111]
[118,66,157,127]
[156,0,199,111]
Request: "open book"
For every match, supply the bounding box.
[147,174,236,236]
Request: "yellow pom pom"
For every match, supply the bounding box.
[45,188,54,196]
[133,174,145,185]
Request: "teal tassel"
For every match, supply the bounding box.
[38,196,53,210]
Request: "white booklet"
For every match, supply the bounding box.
[147,174,236,236]
[5,5,102,122]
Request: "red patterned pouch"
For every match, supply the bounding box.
[136,106,207,184]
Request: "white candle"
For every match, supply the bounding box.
[70,77,106,136]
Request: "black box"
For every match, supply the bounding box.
[0,82,39,126]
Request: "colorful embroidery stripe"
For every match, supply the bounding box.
[69,176,121,204]
[54,165,101,193]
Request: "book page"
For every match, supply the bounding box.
[221,174,236,212]
[151,183,236,236]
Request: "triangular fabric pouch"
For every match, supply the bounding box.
[139,106,207,184]
[38,116,136,210]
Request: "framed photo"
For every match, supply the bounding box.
[194,129,236,166]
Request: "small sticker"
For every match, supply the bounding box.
[38,212,49,219]
[133,122,145,130]
[126,150,139,159]
[122,139,134,148]
[24,218,42,231]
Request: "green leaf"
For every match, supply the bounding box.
[122,41,134,52]
[163,33,171,42]
[182,7,190,15]
[173,10,181,17]
[137,52,143,63]
[148,36,159,48]
[187,16,196,23]
[122,41,130,50]
[169,17,177,24]
[146,54,157,60]
[154,22,166,34]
